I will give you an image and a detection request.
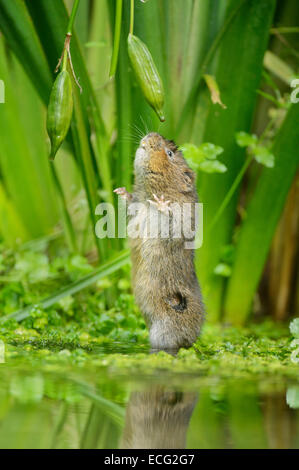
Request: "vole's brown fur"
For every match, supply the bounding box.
[115,132,205,350]
[121,386,197,449]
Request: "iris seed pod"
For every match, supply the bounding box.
[128,34,165,122]
[47,70,73,160]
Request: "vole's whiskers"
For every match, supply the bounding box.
[139,115,150,135]
[118,125,141,145]
[131,123,144,139]
[148,114,154,132]
[118,137,140,145]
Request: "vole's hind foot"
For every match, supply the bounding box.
[148,194,171,213]
[114,187,132,202]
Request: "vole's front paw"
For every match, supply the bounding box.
[114,187,132,202]
[148,194,171,213]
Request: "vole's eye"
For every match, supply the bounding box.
[166,148,174,158]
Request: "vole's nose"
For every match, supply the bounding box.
[141,132,161,150]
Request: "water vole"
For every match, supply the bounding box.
[114,132,205,350]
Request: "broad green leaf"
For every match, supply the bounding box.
[198,143,224,160]
[199,160,227,174]
[214,263,232,278]
[0,38,59,240]
[180,143,202,160]
[181,143,226,174]
[236,132,258,148]
[252,146,275,168]
[0,184,29,246]
[235,132,275,168]
[180,144,204,171]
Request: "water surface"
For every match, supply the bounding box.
[0,343,298,449]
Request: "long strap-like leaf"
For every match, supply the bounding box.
[224,104,299,324]
[196,0,277,321]
[0,0,52,102]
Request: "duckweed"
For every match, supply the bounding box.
[0,245,297,380]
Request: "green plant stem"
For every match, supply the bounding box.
[270,27,299,34]
[61,0,113,254]
[208,154,253,233]
[130,0,134,35]
[67,0,80,34]
[50,164,78,253]
[90,105,113,204]
[259,116,276,143]
[72,88,103,258]
[109,0,123,77]
[51,403,69,449]
[57,0,81,83]
[62,48,68,71]
[49,3,80,253]
[65,0,113,209]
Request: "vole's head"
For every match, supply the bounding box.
[134,133,195,196]
[135,132,181,174]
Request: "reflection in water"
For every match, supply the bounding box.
[263,393,296,449]
[0,366,299,449]
[121,387,197,449]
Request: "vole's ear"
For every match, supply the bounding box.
[182,169,195,192]
[166,292,187,312]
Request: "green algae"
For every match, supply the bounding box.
[1,320,298,381]
[0,244,298,380]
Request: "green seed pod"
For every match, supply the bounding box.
[128,34,165,122]
[47,70,73,160]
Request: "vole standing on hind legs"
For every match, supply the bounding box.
[114,132,205,351]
